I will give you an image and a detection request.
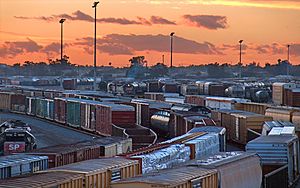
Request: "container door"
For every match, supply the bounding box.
[21,163,31,174]
[288,144,294,183]
[235,117,240,141]
[11,165,21,177]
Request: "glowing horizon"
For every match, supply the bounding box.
[0,0,299,67]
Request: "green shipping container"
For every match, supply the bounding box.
[48,100,54,120]
[67,101,81,128]
[35,98,43,117]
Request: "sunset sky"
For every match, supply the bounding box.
[0,0,300,67]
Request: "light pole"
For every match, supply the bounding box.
[287,44,290,75]
[170,32,175,68]
[287,44,290,61]
[59,19,66,61]
[92,1,99,91]
[239,40,243,78]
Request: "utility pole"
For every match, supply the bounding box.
[287,44,290,76]
[239,40,243,78]
[59,19,66,61]
[170,32,175,68]
[92,1,99,91]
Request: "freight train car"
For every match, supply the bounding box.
[0,92,26,113]
[0,128,37,155]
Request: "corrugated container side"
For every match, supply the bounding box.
[66,100,81,128]
[111,167,217,188]
[0,172,84,188]
[134,102,150,127]
[184,95,206,106]
[272,84,284,105]
[112,111,136,128]
[90,104,96,131]
[0,155,49,179]
[209,84,226,97]
[10,94,26,113]
[246,136,300,186]
[95,105,112,135]
[47,158,141,188]
[0,93,11,111]
[54,98,66,124]
[230,114,273,145]
[234,102,269,115]
[265,108,294,122]
[292,112,300,131]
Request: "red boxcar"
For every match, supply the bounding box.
[54,98,66,124]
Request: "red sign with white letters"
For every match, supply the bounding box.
[4,142,26,155]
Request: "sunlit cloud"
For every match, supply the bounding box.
[0,39,64,58]
[133,0,300,10]
[183,15,228,30]
[15,10,177,26]
[74,34,223,55]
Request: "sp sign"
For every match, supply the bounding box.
[4,142,26,155]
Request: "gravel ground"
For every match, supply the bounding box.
[0,112,97,149]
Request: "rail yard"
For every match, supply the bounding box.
[0,78,299,188]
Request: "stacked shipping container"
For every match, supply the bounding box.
[111,166,218,188]
[0,154,48,179]
[28,137,132,168]
[272,83,296,105]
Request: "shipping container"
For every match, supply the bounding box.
[211,109,244,138]
[0,92,26,112]
[234,102,269,115]
[0,92,12,111]
[284,88,300,107]
[209,84,227,97]
[131,144,191,174]
[265,107,295,122]
[229,111,273,145]
[48,157,141,187]
[162,83,179,93]
[168,111,204,137]
[292,112,300,132]
[205,96,250,110]
[68,98,113,135]
[0,171,84,188]
[144,92,165,101]
[0,154,48,179]
[185,133,220,159]
[54,98,66,124]
[263,165,288,188]
[188,126,226,152]
[188,151,262,188]
[261,121,295,136]
[246,135,300,186]
[26,97,36,115]
[132,101,150,127]
[10,93,26,113]
[28,137,131,168]
[180,84,199,96]
[66,99,81,128]
[272,83,296,105]
[111,166,218,188]
[184,95,206,106]
[147,81,160,92]
[63,79,77,90]
[196,81,205,95]
[204,82,214,95]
